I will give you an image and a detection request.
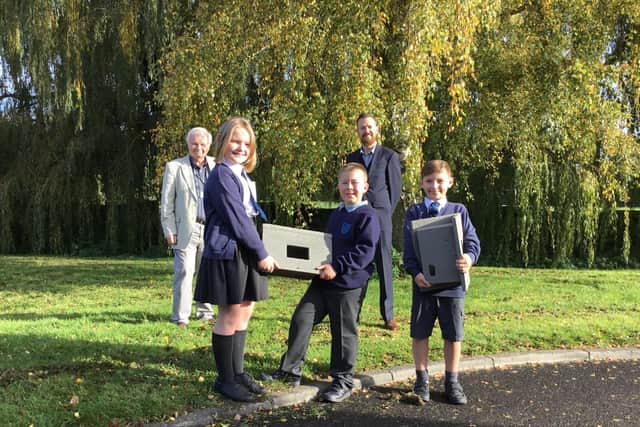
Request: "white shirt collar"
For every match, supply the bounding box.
[360,142,377,155]
[339,200,369,212]
[423,197,447,209]
[223,159,245,178]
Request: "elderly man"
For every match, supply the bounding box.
[346,113,402,330]
[160,127,215,327]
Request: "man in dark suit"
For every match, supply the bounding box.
[346,113,402,330]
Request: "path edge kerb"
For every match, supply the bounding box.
[146,347,640,427]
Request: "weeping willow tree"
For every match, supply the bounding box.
[3,0,638,265]
[0,0,195,253]
[154,0,496,226]
[428,0,640,266]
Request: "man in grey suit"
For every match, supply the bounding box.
[346,113,402,330]
[160,127,215,327]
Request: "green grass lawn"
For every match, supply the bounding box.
[1,256,639,426]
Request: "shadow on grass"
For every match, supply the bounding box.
[0,311,168,323]
[1,333,198,370]
[0,331,287,381]
[1,257,170,293]
[0,329,230,425]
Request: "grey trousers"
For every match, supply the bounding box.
[279,281,364,388]
[171,224,213,324]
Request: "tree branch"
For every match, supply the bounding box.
[0,92,22,101]
[510,3,527,15]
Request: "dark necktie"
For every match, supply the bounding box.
[250,193,268,222]
[243,171,268,222]
[428,201,440,217]
[362,151,373,168]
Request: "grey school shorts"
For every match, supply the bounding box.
[410,291,465,341]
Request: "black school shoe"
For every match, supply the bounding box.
[236,372,266,394]
[413,378,430,402]
[260,369,302,387]
[321,382,352,403]
[213,379,255,402]
[445,381,467,405]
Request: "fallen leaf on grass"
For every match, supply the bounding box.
[68,395,80,407]
[400,392,426,406]
[378,391,403,401]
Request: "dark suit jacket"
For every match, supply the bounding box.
[346,145,402,215]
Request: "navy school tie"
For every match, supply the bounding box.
[428,201,440,217]
[243,170,269,222]
[250,193,268,222]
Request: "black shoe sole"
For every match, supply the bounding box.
[414,392,430,402]
[236,374,266,394]
[322,389,352,403]
[413,384,430,402]
[213,382,255,402]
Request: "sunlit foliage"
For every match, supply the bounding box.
[1,0,639,265]
[427,0,640,266]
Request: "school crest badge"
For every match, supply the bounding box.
[341,222,352,235]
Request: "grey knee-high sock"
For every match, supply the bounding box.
[232,330,247,375]
[212,333,234,383]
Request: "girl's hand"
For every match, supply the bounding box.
[258,256,278,273]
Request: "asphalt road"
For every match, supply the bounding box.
[222,359,640,427]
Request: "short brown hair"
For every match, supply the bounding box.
[356,112,376,125]
[339,162,368,182]
[421,160,453,178]
[214,117,258,173]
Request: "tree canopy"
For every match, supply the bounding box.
[0,0,195,253]
[429,0,640,265]
[1,0,639,266]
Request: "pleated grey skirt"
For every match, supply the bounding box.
[195,246,268,305]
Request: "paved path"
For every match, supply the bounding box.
[149,348,640,427]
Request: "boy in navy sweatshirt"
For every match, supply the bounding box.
[403,160,480,405]
[263,162,381,403]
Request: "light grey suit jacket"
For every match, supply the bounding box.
[160,155,215,250]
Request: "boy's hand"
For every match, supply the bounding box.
[317,264,337,280]
[258,256,278,273]
[456,254,473,273]
[414,273,431,289]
